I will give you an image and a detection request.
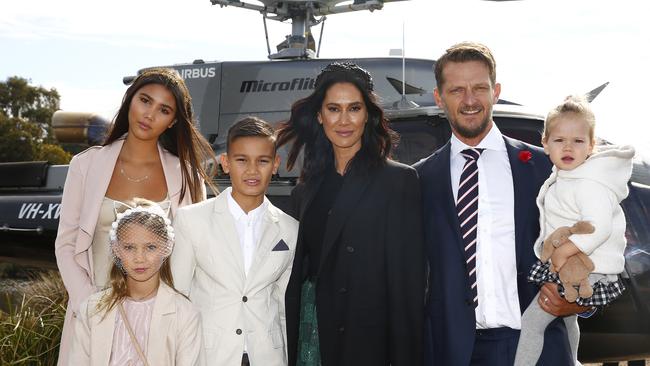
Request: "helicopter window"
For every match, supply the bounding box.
[389,115,545,165]
[389,116,451,165]
[622,183,650,278]
[494,116,544,147]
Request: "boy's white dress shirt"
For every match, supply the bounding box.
[226,187,268,276]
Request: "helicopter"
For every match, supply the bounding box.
[0,0,648,363]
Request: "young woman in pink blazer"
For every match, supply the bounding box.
[55,68,216,365]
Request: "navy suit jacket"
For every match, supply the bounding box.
[414,136,573,366]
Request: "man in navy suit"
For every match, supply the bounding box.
[414,42,589,365]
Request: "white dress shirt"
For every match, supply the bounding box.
[225,187,268,276]
[225,187,269,353]
[450,124,522,330]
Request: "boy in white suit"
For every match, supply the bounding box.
[171,117,298,366]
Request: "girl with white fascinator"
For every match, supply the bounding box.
[68,198,205,366]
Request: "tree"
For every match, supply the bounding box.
[38,143,72,165]
[0,76,60,125]
[0,115,38,162]
[0,114,71,164]
[0,77,71,164]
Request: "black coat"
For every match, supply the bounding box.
[285,160,425,366]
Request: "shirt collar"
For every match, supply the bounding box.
[450,122,506,157]
[225,187,268,222]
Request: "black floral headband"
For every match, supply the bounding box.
[315,62,374,92]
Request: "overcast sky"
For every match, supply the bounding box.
[1,0,648,152]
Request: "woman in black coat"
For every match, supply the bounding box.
[277,62,425,366]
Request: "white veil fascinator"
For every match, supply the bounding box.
[108,198,174,273]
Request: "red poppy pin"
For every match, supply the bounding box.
[518,150,532,163]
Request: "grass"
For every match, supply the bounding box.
[0,269,66,365]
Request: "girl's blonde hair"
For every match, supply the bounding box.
[96,198,176,316]
[542,95,596,143]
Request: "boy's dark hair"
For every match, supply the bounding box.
[226,116,277,152]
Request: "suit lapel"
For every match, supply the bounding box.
[504,137,536,267]
[91,301,116,365]
[78,139,123,240]
[424,143,465,260]
[159,145,182,202]
[212,192,247,282]
[317,168,375,276]
[76,140,123,281]
[298,175,324,221]
[245,204,280,286]
[437,143,465,256]
[147,283,176,365]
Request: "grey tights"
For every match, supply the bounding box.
[514,296,579,366]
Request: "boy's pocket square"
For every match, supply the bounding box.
[272,240,289,251]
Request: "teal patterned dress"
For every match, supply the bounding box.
[297,280,321,366]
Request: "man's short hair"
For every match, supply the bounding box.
[226,116,277,152]
[434,42,497,89]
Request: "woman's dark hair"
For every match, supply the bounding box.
[276,62,397,182]
[104,68,217,203]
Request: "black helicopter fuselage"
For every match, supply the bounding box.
[0,57,649,362]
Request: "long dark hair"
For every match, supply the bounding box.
[104,68,217,203]
[276,62,397,182]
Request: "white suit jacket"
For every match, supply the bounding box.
[171,191,298,366]
[69,282,205,366]
[55,136,198,365]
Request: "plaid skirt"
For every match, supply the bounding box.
[527,260,625,307]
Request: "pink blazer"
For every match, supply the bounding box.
[55,136,198,365]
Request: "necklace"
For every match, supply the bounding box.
[119,159,150,183]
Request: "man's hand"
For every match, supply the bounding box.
[538,283,590,316]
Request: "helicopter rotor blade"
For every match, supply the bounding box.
[585,82,610,102]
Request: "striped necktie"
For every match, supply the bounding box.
[457,148,484,308]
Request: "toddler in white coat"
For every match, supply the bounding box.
[514,96,634,366]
